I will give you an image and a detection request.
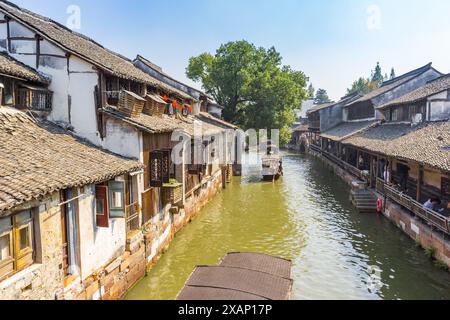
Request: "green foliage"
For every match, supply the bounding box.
[186,40,308,146]
[347,62,396,95]
[434,260,449,271]
[314,88,331,104]
[371,62,384,85]
[347,77,372,95]
[390,68,396,80]
[425,246,437,260]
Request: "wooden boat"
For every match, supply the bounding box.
[261,142,283,181]
[176,252,293,300]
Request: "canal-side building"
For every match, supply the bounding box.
[309,70,450,268]
[306,93,360,150]
[288,123,309,152]
[0,0,238,300]
[0,106,144,300]
[317,64,443,173]
[134,54,226,119]
[343,74,450,208]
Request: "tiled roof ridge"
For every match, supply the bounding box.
[0,107,141,162]
[1,0,135,64]
[135,54,208,98]
[377,74,450,109]
[380,62,434,87]
[2,1,117,59]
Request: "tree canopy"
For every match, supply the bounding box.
[347,62,396,95]
[314,88,331,104]
[186,40,308,145]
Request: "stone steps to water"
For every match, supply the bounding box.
[350,190,378,213]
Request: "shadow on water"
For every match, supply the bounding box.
[125,151,450,300]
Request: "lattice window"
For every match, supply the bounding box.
[150,151,163,187]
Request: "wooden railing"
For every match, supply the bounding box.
[17,88,53,111]
[125,202,140,233]
[377,179,450,234]
[376,177,385,195]
[309,144,321,153]
[321,149,365,181]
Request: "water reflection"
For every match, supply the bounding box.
[125,152,450,300]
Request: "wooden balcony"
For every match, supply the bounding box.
[377,178,450,234]
[125,202,141,233]
[16,87,52,111]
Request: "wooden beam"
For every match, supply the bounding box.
[417,164,423,202]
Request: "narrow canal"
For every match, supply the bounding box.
[125,152,450,300]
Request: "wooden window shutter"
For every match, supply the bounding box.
[95,185,109,228]
[150,151,163,187]
[108,181,125,218]
[162,149,171,184]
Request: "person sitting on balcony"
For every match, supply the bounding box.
[423,197,441,211]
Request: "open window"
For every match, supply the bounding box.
[95,180,125,228]
[95,185,109,228]
[108,181,125,218]
[0,210,34,281]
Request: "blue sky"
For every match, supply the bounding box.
[11,0,450,101]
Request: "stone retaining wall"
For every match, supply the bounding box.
[64,170,224,300]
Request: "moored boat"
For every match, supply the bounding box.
[261,142,283,181]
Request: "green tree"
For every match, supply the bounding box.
[307,83,315,99]
[371,62,384,86]
[186,40,308,145]
[390,68,396,79]
[314,88,331,104]
[347,77,371,95]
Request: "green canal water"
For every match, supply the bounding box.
[125,152,450,300]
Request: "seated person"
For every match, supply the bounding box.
[423,197,441,211]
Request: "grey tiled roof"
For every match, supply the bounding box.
[0,107,143,213]
[321,120,379,142]
[0,1,194,100]
[378,74,450,109]
[343,121,450,172]
[306,102,335,115]
[346,63,436,106]
[102,107,225,136]
[0,51,48,84]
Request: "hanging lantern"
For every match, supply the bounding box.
[188,105,192,111]
[162,95,169,102]
[172,100,178,108]
[181,104,185,110]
